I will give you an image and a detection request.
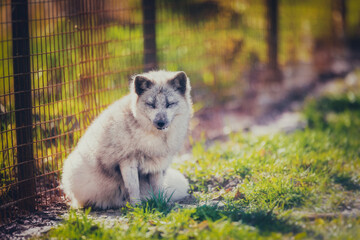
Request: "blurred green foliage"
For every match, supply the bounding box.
[304,94,360,129]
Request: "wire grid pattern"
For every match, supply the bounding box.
[1,0,359,224]
[0,0,144,223]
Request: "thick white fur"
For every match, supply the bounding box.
[61,70,192,209]
[163,168,189,201]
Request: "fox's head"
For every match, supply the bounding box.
[130,71,192,131]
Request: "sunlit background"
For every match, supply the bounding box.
[1,0,360,224]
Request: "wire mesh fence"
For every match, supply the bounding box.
[1,0,360,224]
[1,0,145,223]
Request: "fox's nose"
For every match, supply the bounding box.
[153,112,168,130]
[156,121,165,128]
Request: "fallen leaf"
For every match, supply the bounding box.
[234,190,245,200]
[198,220,209,230]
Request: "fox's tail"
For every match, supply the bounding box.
[163,168,189,201]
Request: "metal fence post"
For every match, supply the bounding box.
[11,0,36,211]
[266,0,281,82]
[142,0,157,72]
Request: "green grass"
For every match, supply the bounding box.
[140,189,175,215]
[43,92,360,239]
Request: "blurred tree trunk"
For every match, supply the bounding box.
[142,0,157,72]
[266,0,282,83]
[332,0,347,42]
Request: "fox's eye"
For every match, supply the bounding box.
[146,102,156,109]
[166,102,178,108]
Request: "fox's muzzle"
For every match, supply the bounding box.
[153,112,169,130]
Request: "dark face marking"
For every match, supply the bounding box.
[145,97,156,109]
[165,96,178,108]
[134,76,154,96]
[168,72,187,95]
[145,92,178,110]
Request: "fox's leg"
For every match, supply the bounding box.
[119,160,140,205]
[149,171,164,194]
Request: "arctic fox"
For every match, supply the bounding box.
[61,70,192,209]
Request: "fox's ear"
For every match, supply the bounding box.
[134,76,154,96]
[169,71,187,95]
